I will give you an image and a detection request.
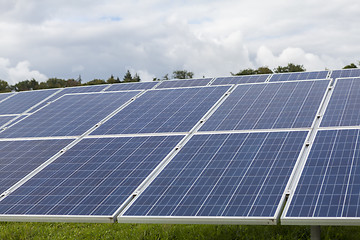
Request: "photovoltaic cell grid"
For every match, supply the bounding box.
[0,139,72,195]
[106,82,157,91]
[321,78,360,127]
[0,135,183,217]
[155,78,212,89]
[200,80,329,131]
[269,71,329,82]
[331,69,360,79]
[91,86,230,135]
[211,75,269,86]
[30,85,110,112]
[0,93,14,102]
[0,89,59,115]
[0,91,140,138]
[285,129,360,219]
[123,131,307,219]
[0,116,15,128]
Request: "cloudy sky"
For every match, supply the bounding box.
[0,0,359,84]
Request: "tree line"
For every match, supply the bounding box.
[0,62,359,93]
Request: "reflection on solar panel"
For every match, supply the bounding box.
[0,93,14,103]
[0,139,72,194]
[331,69,360,79]
[0,135,182,220]
[0,91,139,138]
[283,129,360,223]
[269,71,329,82]
[91,86,230,135]
[0,116,15,128]
[321,78,360,127]
[200,80,329,131]
[212,75,269,85]
[156,78,212,89]
[0,89,59,115]
[106,82,157,91]
[122,131,307,223]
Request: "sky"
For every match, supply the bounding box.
[0,0,359,84]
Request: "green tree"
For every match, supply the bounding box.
[343,63,358,69]
[0,80,11,93]
[45,78,67,88]
[132,73,141,82]
[85,79,106,85]
[14,79,39,91]
[172,70,194,79]
[274,63,306,73]
[256,66,273,74]
[123,70,133,82]
[231,68,257,76]
[107,75,121,84]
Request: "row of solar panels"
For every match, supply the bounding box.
[0,69,359,225]
[1,68,360,117]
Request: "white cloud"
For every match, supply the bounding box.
[0,58,47,85]
[0,0,359,83]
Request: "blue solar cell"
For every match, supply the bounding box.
[0,91,140,138]
[124,131,307,218]
[156,78,212,89]
[106,82,157,91]
[0,139,72,195]
[321,78,360,127]
[212,75,269,85]
[0,92,14,103]
[0,89,59,115]
[0,116,15,128]
[285,129,360,218]
[0,135,183,216]
[201,80,329,131]
[269,71,329,82]
[91,86,230,135]
[331,69,360,79]
[31,85,110,112]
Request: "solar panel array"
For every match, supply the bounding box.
[0,69,359,226]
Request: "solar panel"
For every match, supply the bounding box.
[200,80,329,131]
[106,82,157,91]
[0,92,14,103]
[0,91,140,138]
[321,78,360,127]
[0,116,16,128]
[155,78,212,89]
[31,85,110,112]
[283,129,360,224]
[0,135,183,221]
[91,86,230,135]
[0,139,73,195]
[121,131,307,224]
[212,75,269,85]
[269,71,329,82]
[0,89,59,115]
[331,69,360,79]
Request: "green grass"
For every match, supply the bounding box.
[0,222,359,240]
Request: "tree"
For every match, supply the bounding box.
[172,70,194,79]
[14,79,39,91]
[85,79,106,85]
[274,63,306,73]
[343,63,358,69]
[123,70,133,82]
[45,78,67,88]
[107,75,121,84]
[231,66,273,76]
[256,66,273,74]
[132,73,141,82]
[0,80,11,93]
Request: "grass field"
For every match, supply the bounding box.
[0,222,359,240]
